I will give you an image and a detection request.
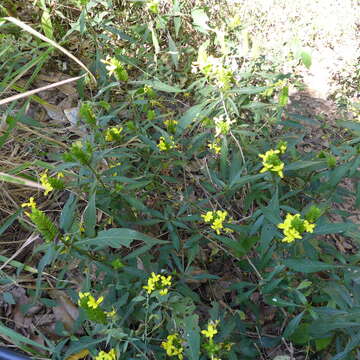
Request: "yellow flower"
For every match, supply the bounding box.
[95,348,116,360]
[21,197,37,209]
[88,295,104,309]
[161,275,172,287]
[159,288,169,295]
[259,149,285,178]
[78,292,90,299]
[201,320,219,339]
[105,126,123,142]
[143,280,156,294]
[40,171,54,195]
[202,210,229,235]
[78,292,103,309]
[57,172,64,179]
[282,227,302,243]
[201,211,214,222]
[105,308,117,318]
[143,272,172,295]
[157,136,177,151]
[304,220,315,233]
[161,334,184,359]
[164,119,178,132]
[208,141,221,154]
[101,56,128,81]
[214,115,231,137]
[278,213,316,243]
[211,218,224,235]
[216,210,227,221]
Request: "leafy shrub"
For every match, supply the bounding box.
[1,1,360,359]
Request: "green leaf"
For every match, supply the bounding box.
[168,33,179,69]
[278,86,289,107]
[286,160,326,171]
[101,24,136,43]
[283,311,305,338]
[232,86,268,95]
[337,120,360,133]
[79,9,86,33]
[149,21,160,54]
[83,191,96,238]
[41,9,53,39]
[259,223,278,255]
[314,222,355,235]
[176,102,207,134]
[265,296,301,308]
[290,323,311,344]
[0,210,19,236]
[191,8,210,33]
[229,173,264,189]
[0,322,51,351]
[328,162,352,186]
[283,259,339,273]
[0,116,17,148]
[77,228,166,249]
[174,15,181,36]
[261,189,281,225]
[64,337,107,359]
[182,315,200,360]
[315,337,333,351]
[130,80,182,93]
[59,193,77,232]
[236,236,259,257]
[288,113,320,126]
[300,51,312,69]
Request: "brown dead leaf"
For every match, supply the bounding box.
[66,349,90,360]
[49,290,81,333]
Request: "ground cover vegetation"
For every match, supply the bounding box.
[0,0,360,359]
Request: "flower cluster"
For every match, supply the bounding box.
[39,171,64,196]
[105,126,123,142]
[101,56,128,81]
[64,140,92,165]
[157,136,177,151]
[143,272,172,295]
[259,149,285,178]
[161,333,184,360]
[201,320,233,360]
[278,213,316,243]
[22,197,37,211]
[78,292,107,323]
[201,210,232,235]
[208,138,221,154]
[214,115,232,137]
[95,349,116,360]
[142,85,156,98]
[164,119,178,133]
[109,162,121,177]
[78,292,104,309]
[276,140,287,154]
[201,320,219,340]
[40,171,53,195]
[193,48,233,90]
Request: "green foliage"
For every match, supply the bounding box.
[26,208,59,243]
[2,1,360,360]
